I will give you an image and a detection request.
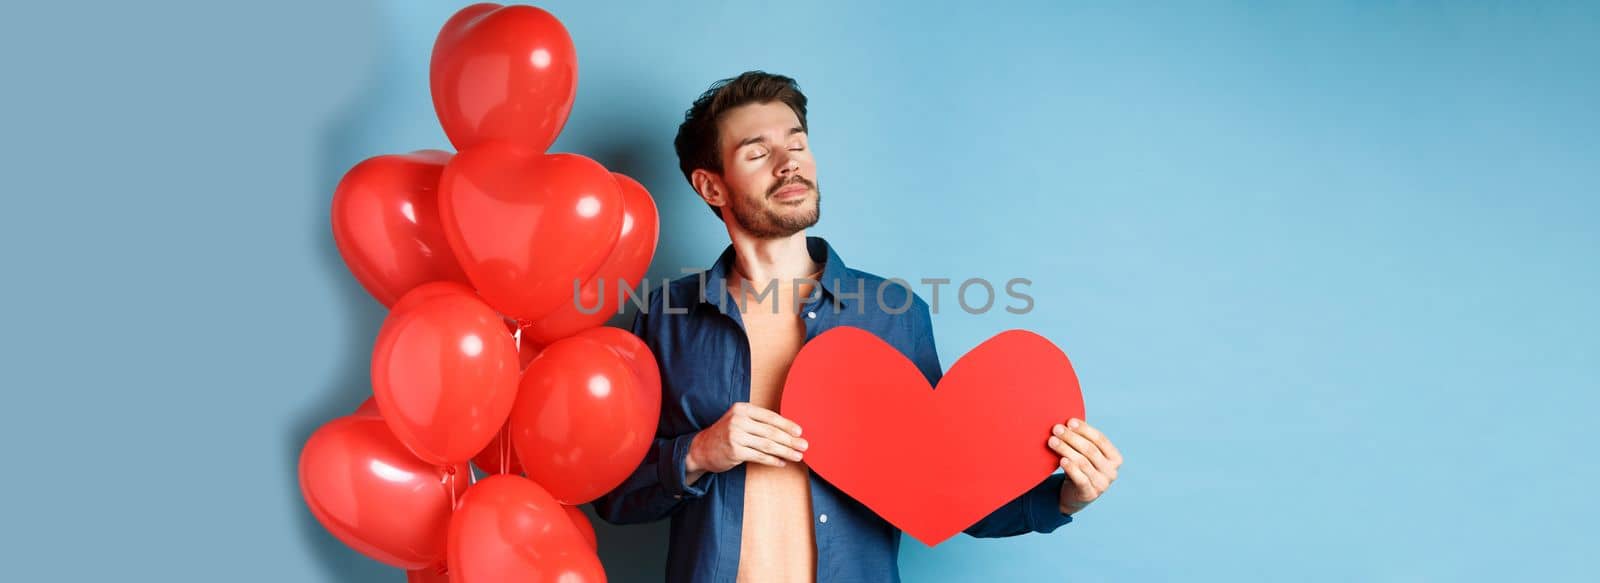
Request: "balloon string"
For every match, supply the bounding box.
[506,324,521,475]
[445,465,459,509]
[499,423,511,475]
[439,466,460,577]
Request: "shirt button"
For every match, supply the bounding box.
[819,513,829,524]
[806,311,816,319]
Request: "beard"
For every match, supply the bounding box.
[728,175,821,239]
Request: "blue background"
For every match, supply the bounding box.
[3,1,1596,581]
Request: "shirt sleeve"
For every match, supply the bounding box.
[590,288,717,525]
[906,296,1074,538]
[963,473,1074,537]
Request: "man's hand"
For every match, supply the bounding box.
[1048,418,1122,516]
[684,402,808,486]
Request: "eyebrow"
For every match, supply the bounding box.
[735,126,806,150]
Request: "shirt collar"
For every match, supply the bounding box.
[699,235,854,312]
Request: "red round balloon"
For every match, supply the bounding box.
[298,415,468,570]
[331,151,470,307]
[522,172,659,344]
[439,145,624,323]
[447,475,604,583]
[563,505,598,551]
[575,326,661,393]
[389,280,479,317]
[361,281,493,428]
[372,287,521,465]
[431,3,577,153]
[509,332,661,504]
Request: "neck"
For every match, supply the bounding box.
[725,225,819,285]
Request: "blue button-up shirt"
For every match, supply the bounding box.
[592,236,1071,582]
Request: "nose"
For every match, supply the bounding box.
[776,152,800,177]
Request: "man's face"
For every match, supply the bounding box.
[714,101,820,238]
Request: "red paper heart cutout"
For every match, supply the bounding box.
[781,327,1084,546]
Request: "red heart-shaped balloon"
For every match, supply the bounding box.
[520,172,659,344]
[331,151,470,307]
[510,327,661,504]
[372,286,522,465]
[447,475,604,583]
[781,327,1084,546]
[298,415,469,569]
[430,3,577,153]
[439,143,624,322]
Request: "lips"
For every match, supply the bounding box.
[772,184,809,200]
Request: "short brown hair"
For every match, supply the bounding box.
[674,71,809,218]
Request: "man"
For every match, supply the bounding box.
[592,71,1123,583]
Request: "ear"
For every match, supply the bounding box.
[691,168,728,210]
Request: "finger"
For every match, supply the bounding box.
[730,414,799,446]
[754,423,809,453]
[1079,463,1111,492]
[1064,463,1097,503]
[1054,438,1093,471]
[1046,435,1079,460]
[1060,430,1113,475]
[1068,459,1106,498]
[744,405,804,437]
[1071,420,1123,466]
[738,446,787,468]
[736,433,804,463]
[754,436,805,463]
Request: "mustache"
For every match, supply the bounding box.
[767,175,815,197]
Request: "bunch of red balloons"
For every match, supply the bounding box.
[300,4,661,582]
